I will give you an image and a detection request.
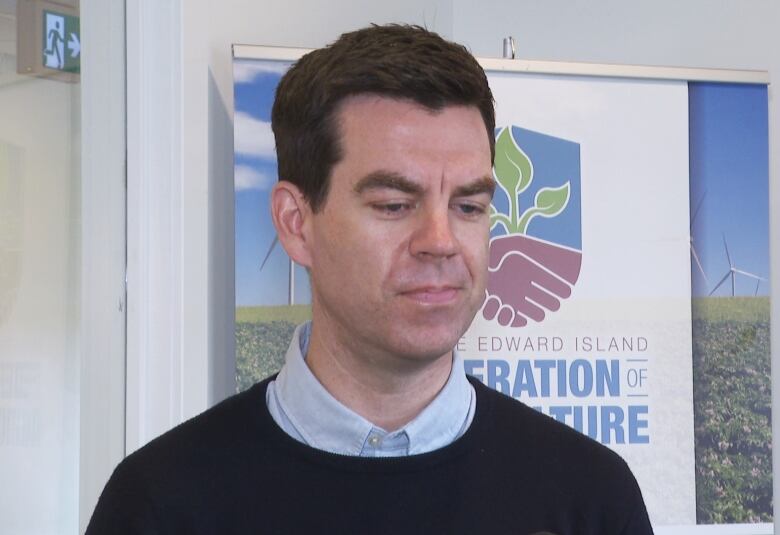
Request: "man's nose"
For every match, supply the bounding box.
[409,206,459,259]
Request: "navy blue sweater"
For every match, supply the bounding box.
[87,376,653,534]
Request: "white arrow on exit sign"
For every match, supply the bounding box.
[68,32,80,58]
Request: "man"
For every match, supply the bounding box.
[87,25,653,534]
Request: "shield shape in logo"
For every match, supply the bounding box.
[483,126,582,328]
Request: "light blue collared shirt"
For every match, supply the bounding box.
[266,322,476,457]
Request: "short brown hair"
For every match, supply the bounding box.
[271,24,495,212]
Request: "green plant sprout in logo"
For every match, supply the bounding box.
[490,126,571,235]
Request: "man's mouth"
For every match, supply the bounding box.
[400,286,460,304]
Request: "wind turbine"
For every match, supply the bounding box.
[259,236,296,305]
[708,234,766,297]
[689,191,708,285]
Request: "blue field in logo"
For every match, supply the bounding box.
[490,126,581,251]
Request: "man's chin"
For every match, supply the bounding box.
[386,323,467,362]
[403,301,480,340]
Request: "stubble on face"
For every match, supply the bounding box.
[304,95,494,379]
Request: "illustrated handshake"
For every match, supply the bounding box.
[482,234,582,327]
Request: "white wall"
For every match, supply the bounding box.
[453,1,778,70]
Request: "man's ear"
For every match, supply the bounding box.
[270,181,313,268]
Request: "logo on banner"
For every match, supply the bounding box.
[483,126,582,327]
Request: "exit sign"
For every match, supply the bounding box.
[16,1,79,83]
[42,10,80,73]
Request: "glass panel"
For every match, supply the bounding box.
[0,0,81,531]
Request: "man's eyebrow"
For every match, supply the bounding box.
[452,176,496,199]
[353,171,423,195]
[353,171,496,199]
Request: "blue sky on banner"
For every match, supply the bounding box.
[689,83,770,298]
[234,59,311,306]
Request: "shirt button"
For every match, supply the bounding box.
[368,435,382,447]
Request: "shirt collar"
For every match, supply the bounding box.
[272,322,474,456]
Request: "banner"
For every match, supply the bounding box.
[466,73,695,525]
[232,53,772,532]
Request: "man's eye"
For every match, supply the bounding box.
[454,203,486,216]
[373,202,412,215]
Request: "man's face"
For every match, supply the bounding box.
[305,95,494,367]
